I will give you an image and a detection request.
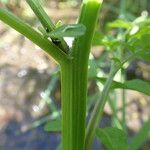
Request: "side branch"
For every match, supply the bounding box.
[85,62,120,150]
[26,0,69,54]
[0,8,70,64]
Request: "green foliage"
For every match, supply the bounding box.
[89,4,150,149]
[96,122,150,150]
[92,15,150,60]
[44,119,61,132]
[96,127,128,150]
[47,24,86,38]
[107,19,132,29]
[92,31,104,46]
[97,78,150,96]
[129,120,150,150]
[26,0,69,54]
[127,19,150,53]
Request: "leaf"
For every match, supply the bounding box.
[44,119,61,132]
[97,78,150,96]
[102,36,120,50]
[131,26,150,38]
[96,127,128,150]
[127,34,150,52]
[135,51,150,62]
[92,31,104,46]
[92,32,121,50]
[55,20,63,28]
[128,120,150,150]
[88,59,98,78]
[48,24,86,38]
[126,18,150,53]
[107,20,132,29]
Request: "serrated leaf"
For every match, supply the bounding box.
[128,120,150,150]
[44,119,61,132]
[96,127,128,150]
[107,20,132,29]
[48,24,86,38]
[97,78,150,96]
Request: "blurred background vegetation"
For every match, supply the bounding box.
[0,0,150,150]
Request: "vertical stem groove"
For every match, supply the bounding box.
[61,61,73,150]
[61,1,102,150]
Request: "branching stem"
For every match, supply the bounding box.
[61,1,102,150]
[0,8,70,64]
[85,62,121,150]
[26,0,69,53]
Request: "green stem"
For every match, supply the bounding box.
[61,0,102,150]
[26,0,55,30]
[119,0,126,20]
[61,61,73,150]
[26,0,69,53]
[0,8,70,64]
[119,0,127,132]
[121,68,127,131]
[85,62,120,150]
[108,95,122,129]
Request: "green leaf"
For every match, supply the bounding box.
[128,120,150,150]
[107,20,132,29]
[130,26,150,38]
[88,59,98,78]
[102,36,120,50]
[55,20,63,28]
[92,31,104,46]
[96,127,128,150]
[92,32,121,50]
[127,34,150,52]
[48,24,86,38]
[44,119,61,132]
[135,51,150,62]
[97,78,150,96]
[126,18,150,53]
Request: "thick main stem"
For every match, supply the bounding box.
[61,62,73,150]
[61,57,88,150]
[61,1,102,150]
